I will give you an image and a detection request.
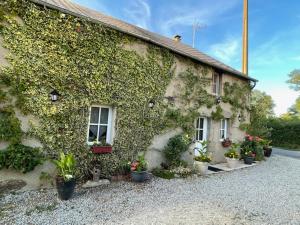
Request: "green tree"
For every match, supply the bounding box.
[241,90,275,138]
[287,69,300,91]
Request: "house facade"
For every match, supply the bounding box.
[0,0,257,181]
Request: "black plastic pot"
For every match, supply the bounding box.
[264,147,272,157]
[244,156,254,165]
[56,177,76,200]
[131,171,148,182]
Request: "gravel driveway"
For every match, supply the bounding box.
[1,155,300,225]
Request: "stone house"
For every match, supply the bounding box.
[0,0,257,184]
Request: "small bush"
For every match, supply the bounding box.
[267,119,300,150]
[152,168,175,179]
[0,144,44,173]
[163,135,189,167]
[0,106,22,144]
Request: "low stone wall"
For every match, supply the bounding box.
[0,160,56,191]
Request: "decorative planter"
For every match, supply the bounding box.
[222,140,232,148]
[91,146,112,154]
[56,177,76,200]
[244,156,254,165]
[131,171,148,182]
[194,161,209,175]
[263,147,272,157]
[226,157,239,168]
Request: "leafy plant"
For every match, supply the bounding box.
[0,106,22,144]
[152,168,175,179]
[53,152,76,181]
[130,154,147,172]
[0,144,44,173]
[163,135,189,167]
[224,142,240,159]
[170,166,192,178]
[240,135,265,161]
[194,141,212,162]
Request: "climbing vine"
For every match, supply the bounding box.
[0,0,174,178]
[222,81,251,121]
[0,0,252,178]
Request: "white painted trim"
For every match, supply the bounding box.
[86,105,113,145]
[220,118,228,141]
[195,117,208,141]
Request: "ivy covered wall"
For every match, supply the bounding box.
[0,0,251,177]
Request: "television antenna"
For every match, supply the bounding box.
[192,22,207,48]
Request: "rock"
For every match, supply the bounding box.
[82,179,110,188]
[0,180,26,195]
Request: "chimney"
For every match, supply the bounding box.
[173,35,182,42]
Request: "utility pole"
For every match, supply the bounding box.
[242,0,248,75]
[192,22,206,48]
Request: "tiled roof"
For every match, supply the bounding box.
[30,0,257,82]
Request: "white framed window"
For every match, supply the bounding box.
[212,72,221,96]
[87,106,113,145]
[195,117,208,141]
[220,119,229,140]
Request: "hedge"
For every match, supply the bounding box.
[267,119,300,150]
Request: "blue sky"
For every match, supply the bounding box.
[73,0,300,115]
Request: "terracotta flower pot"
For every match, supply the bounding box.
[222,140,232,148]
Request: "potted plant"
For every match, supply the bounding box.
[54,152,76,200]
[243,148,255,165]
[222,138,232,147]
[261,139,272,157]
[131,154,148,182]
[91,140,112,154]
[194,141,211,175]
[224,143,240,168]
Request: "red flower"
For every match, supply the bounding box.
[130,161,139,171]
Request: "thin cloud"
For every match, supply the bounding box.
[123,0,151,29]
[158,0,240,36]
[210,37,241,65]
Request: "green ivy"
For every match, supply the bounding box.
[0,144,44,173]
[0,0,252,178]
[0,0,174,178]
[0,106,22,144]
[211,105,224,120]
[222,81,251,120]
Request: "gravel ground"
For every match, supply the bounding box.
[1,155,300,225]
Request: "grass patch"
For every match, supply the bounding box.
[152,168,175,179]
[25,202,58,216]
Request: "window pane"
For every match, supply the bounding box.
[98,125,107,142]
[195,130,199,141]
[220,130,225,139]
[100,108,109,124]
[200,118,204,129]
[90,107,100,124]
[196,118,200,129]
[88,125,98,142]
[199,130,203,141]
[221,119,225,129]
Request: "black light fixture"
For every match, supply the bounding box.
[148,99,155,108]
[50,90,59,102]
[216,96,222,104]
[238,114,242,122]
